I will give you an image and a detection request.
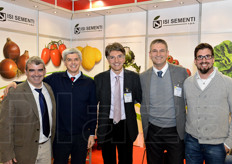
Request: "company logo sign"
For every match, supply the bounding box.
[153,15,196,29]
[74,23,103,35]
[0,7,35,26]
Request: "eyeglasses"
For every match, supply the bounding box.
[108,54,125,60]
[195,55,213,60]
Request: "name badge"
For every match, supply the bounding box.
[174,86,182,97]
[124,92,132,103]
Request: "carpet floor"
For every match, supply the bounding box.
[88,145,147,164]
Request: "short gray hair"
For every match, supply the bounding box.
[62,48,82,61]
[25,56,45,71]
[150,39,168,52]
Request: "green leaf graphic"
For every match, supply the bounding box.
[0,7,4,11]
[154,16,160,21]
[214,40,232,77]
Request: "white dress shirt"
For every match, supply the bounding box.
[152,62,169,77]
[196,67,216,91]
[109,69,126,120]
[27,81,53,143]
[67,70,81,82]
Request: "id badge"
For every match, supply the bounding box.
[174,86,182,97]
[124,88,132,103]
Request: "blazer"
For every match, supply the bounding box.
[140,63,188,140]
[94,69,142,143]
[0,81,56,164]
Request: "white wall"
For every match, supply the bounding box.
[0,0,71,96]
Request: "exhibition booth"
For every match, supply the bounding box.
[0,0,232,163]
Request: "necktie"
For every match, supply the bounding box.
[113,76,121,124]
[157,71,163,78]
[71,77,75,82]
[35,88,50,138]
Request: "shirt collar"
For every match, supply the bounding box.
[67,71,82,80]
[27,80,44,91]
[110,69,124,80]
[152,62,169,77]
[196,67,216,80]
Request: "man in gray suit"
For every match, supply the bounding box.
[0,56,56,164]
[140,39,188,164]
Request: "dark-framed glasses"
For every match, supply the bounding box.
[195,55,213,60]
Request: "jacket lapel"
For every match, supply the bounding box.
[145,68,153,110]
[105,70,112,105]
[169,63,175,91]
[23,81,40,119]
[124,69,129,93]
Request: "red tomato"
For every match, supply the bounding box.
[50,49,61,67]
[186,68,191,76]
[50,44,58,50]
[41,48,50,64]
[172,59,179,65]
[166,55,173,63]
[59,44,66,56]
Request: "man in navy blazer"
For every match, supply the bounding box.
[94,42,142,164]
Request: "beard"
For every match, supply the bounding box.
[197,62,213,74]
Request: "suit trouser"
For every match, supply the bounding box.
[53,131,89,164]
[101,119,133,164]
[145,123,184,164]
[35,139,52,164]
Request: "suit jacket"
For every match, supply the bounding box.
[0,81,56,164]
[140,63,188,140]
[94,69,142,143]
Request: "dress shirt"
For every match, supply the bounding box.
[27,81,53,143]
[152,62,169,77]
[196,67,216,91]
[109,69,126,120]
[67,70,81,82]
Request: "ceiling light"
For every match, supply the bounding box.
[34,5,38,8]
[153,5,158,8]
[54,11,57,14]
[86,13,91,16]
[179,1,184,5]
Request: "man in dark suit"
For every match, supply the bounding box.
[0,56,56,164]
[94,42,142,164]
[140,39,189,164]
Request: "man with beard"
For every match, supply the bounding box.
[184,43,232,164]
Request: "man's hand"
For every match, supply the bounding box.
[3,82,17,96]
[225,145,231,154]
[87,135,95,149]
[3,158,17,164]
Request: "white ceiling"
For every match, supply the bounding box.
[0,0,225,19]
